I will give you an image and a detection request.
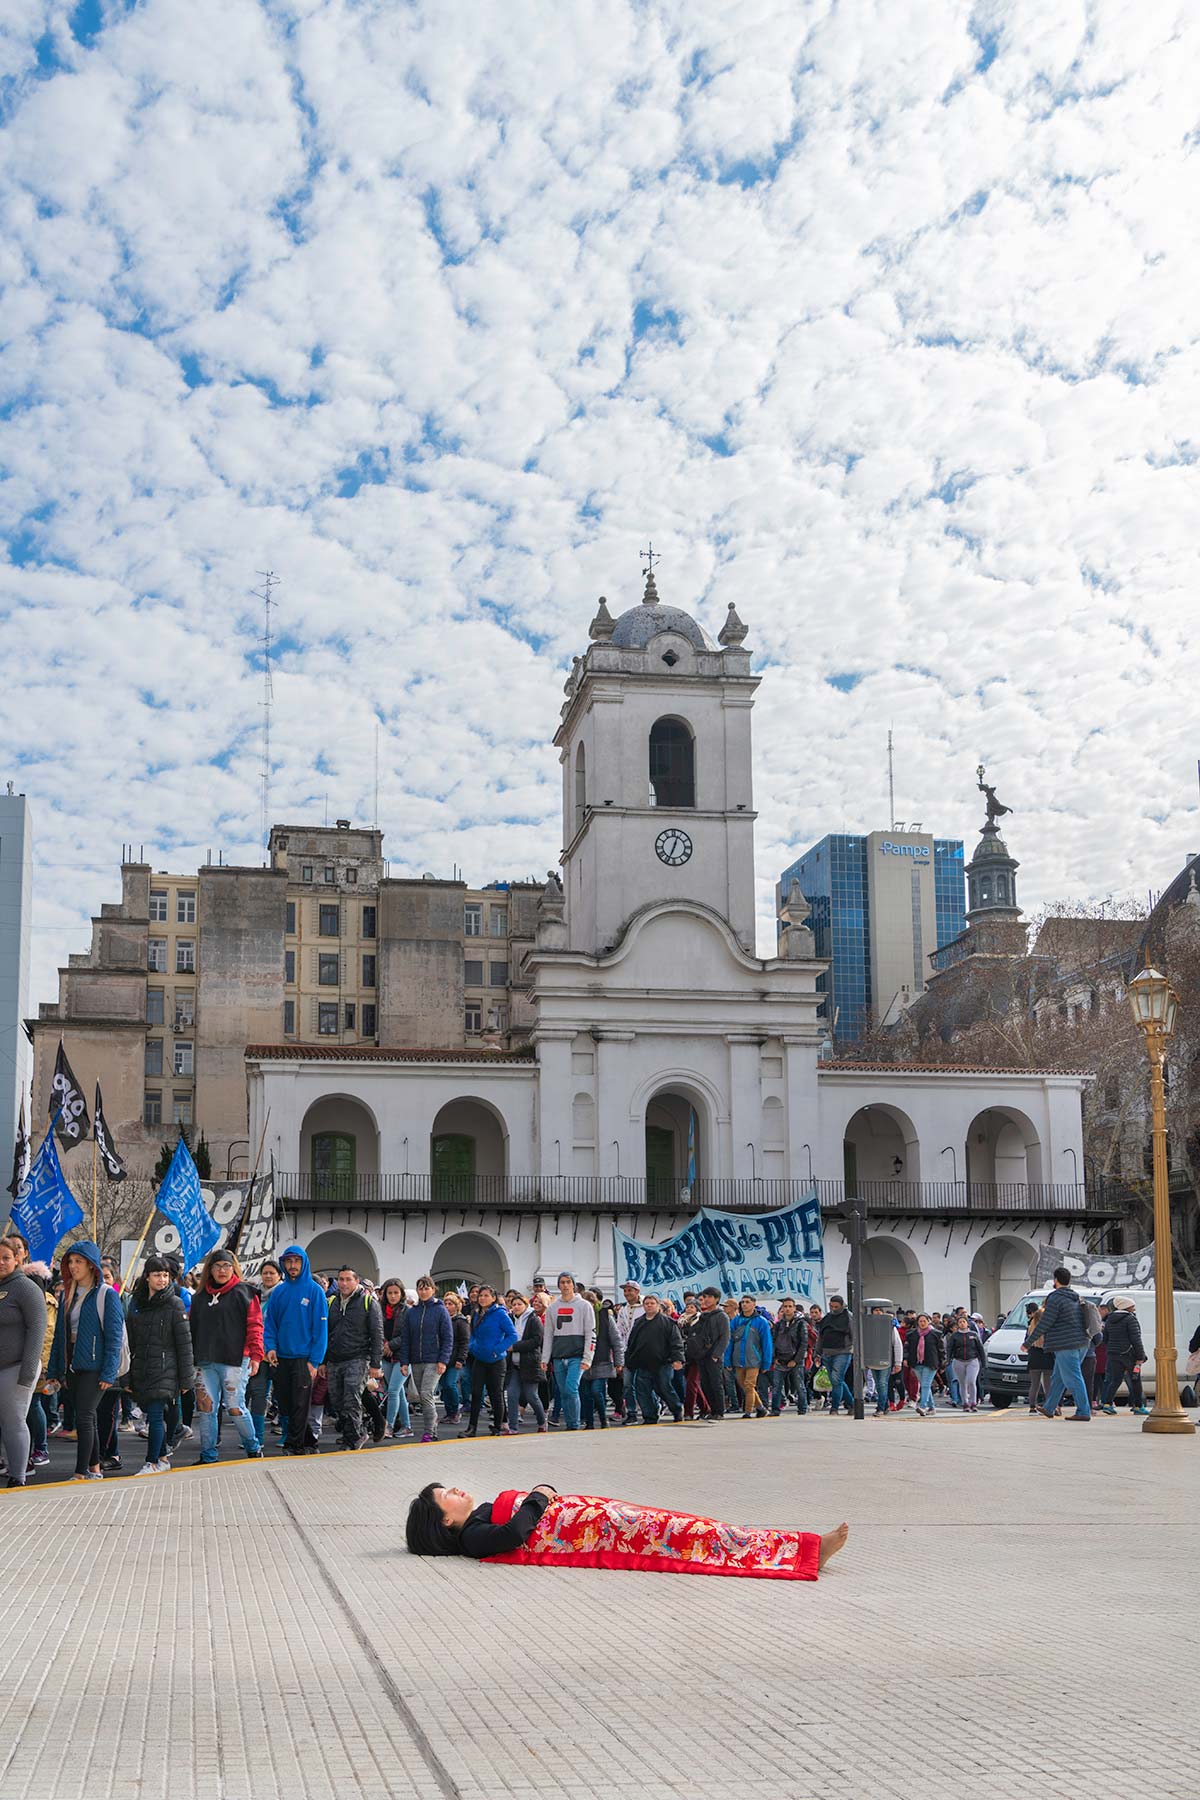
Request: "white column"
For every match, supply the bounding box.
[727,1036,761,1182]
[535,1030,575,1176]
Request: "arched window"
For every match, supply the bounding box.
[648,717,695,808]
[574,742,587,836]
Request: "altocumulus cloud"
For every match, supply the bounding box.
[1,0,1198,1006]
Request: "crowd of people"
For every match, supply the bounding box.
[0,1237,1182,1488]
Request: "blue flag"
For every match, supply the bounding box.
[11,1118,84,1263]
[155,1134,219,1270]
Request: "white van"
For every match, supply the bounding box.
[984,1287,1200,1406]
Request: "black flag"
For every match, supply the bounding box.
[93,1084,127,1183]
[50,1042,91,1148]
[7,1095,28,1201]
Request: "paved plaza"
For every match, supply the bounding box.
[0,1411,1195,1800]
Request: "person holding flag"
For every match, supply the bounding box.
[45,1240,125,1481]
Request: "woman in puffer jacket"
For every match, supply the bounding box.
[126,1255,195,1474]
[1098,1297,1148,1415]
[462,1287,518,1439]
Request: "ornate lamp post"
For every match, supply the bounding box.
[1128,965,1195,1436]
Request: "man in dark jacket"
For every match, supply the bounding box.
[324,1265,384,1450]
[685,1287,731,1420]
[768,1297,809,1416]
[1099,1297,1148,1414]
[817,1297,854,1416]
[625,1295,685,1423]
[1033,1268,1092,1421]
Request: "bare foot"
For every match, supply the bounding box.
[818,1522,849,1570]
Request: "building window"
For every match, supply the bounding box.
[362,953,376,988]
[172,1093,192,1125]
[344,1002,356,1030]
[144,1092,162,1126]
[283,1000,295,1035]
[574,742,586,836]
[286,901,296,934]
[284,949,295,984]
[318,953,339,985]
[493,1002,509,1031]
[489,961,508,987]
[176,892,196,924]
[324,866,335,884]
[176,940,195,973]
[346,867,358,883]
[312,1131,355,1198]
[464,959,484,985]
[648,716,695,808]
[362,905,376,939]
[464,903,482,936]
[319,904,339,936]
[173,1040,193,1076]
[465,1003,482,1033]
[318,1002,338,1034]
[145,1040,163,1076]
[302,864,313,883]
[490,907,508,936]
[149,890,168,922]
[148,938,167,972]
[174,993,195,1030]
[146,988,164,1025]
[362,1003,376,1037]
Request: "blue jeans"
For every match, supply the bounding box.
[145,1399,168,1464]
[439,1365,466,1419]
[554,1356,583,1430]
[506,1368,546,1430]
[581,1374,611,1427]
[916,1364,938,1411]
[870,1367,892,1414]
[634,1365,682,1423]
[196,1362,260,1461]
[825,1353,852,1413]
[1044,1347,1091,1419]
[621,1366,640,1423]
[385,1361,411,1431]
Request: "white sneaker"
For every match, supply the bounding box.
[152,1460,172,1474]
[136,1461,159,1476]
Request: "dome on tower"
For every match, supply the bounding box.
[609,566,717,652]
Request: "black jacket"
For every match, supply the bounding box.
[1103,1310,1146,1363]
[508,1311,543,1381]
[944,1327,985,1365]
[1035,1286,1088,1351]
[459,1488,551,1559]
[128,1287,196,1403]
[771,1314,809,1366]
[904,1324,945,1370]
[818,1309,853,1354]
[382,1302,407,1359]
[684,1307,730,1364]
[450,1312,470,1365]
[325,1288,384,1364]
[624,1312,684,1371]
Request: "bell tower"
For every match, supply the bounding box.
[554,556,759,955]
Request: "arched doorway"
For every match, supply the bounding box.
[301,1095,379,1202]
[861,1235,924,1311]
[305,1228,380,1285]
[644,1084,707,1203]
[429,1097,508,1203]
[970,1236,1035,1324]
[842,1104,921,1199]
[965,1108,1043,1197]
[430,1230,509,1293]
[648,716,695,808]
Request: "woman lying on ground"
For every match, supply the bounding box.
[405,1480,848,1579]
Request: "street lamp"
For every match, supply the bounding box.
[1128,964,1194,1436]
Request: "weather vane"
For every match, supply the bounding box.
[640,542,660,576]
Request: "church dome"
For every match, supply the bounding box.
[608,569,716,651]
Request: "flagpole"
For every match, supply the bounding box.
[230,1109,272,1255]
[91,1135,98,1243]
[119,1197,159,1298]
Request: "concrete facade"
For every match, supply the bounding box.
[0,789,32,1161]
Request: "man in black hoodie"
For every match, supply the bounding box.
[324,1266,384,1450]
[624,1296,685,1423]
[683,1286,731,1421]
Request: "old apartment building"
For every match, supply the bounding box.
[27,820,540,1179]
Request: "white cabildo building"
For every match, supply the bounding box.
[248,570,1106,1321]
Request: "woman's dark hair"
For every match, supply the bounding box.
[132,1256,172,1310]
[381,1277,406,1302]
[406,1483,463,1557]
[261,1259,281,1278]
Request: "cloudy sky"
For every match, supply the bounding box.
[2,0,1197,1018]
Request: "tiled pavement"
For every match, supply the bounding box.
[0,1410,1196,1800]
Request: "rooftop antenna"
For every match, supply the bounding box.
[887,727,896,829]
[373,722,380,830]
[252,570,280,859]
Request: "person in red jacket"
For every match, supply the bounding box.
[187,1246,265,1464]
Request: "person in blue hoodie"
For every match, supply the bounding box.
[462,1285,518,1439]
[45,1240,124,1481]
[262,1244,328,1455]
[725,1296,773,1420]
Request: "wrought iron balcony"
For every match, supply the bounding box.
[277,1172,1120,1217]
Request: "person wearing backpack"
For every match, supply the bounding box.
[1030,1267,1092,1422]
[324,1265,384,1451]
[45,1239,125,1480]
